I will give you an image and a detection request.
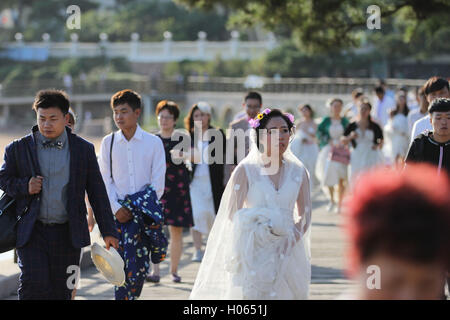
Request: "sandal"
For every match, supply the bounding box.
[146,275,160,283]
[172,273,181,283]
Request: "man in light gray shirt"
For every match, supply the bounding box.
[34,128,70,225]
[0,89,119,300]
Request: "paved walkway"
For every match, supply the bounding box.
[4,189,356,300]
[74,189,356,300]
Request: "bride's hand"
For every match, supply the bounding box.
[280,237,297,256]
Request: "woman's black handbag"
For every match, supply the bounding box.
[0,141,35,253]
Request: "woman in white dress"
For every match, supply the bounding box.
[190,109,312,300]
[315,98,350,213]
[290,104,319,188]
[383,92,410,166]
[184,102,226,262]
[342,99,384,184]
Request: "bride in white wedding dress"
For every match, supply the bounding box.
[190,109,312,300]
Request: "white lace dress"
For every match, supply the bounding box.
[348,128,384,183]
[189,151,312,300]
[383,114,410,163]
[291,125,319,187]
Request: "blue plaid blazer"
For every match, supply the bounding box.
[0,126,118,248]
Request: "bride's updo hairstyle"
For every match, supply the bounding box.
[249,108,295,151]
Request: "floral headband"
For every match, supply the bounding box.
[248,108,295,129]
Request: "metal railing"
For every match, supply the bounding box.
[185,76,426,93]
[2,34,276,63]
[0,76,426,99]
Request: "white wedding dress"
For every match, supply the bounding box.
[190,136,312,300]
[348,128,384,183]
[383,114,409,163]
[291,125,319,188]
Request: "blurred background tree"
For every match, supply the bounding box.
[0,0,448,82]
[0,0,232,42]
[176,0,450,56]
[0,0,98,41]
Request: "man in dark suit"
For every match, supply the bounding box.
[0,89,119,300]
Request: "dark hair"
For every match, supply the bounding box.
[155,100,180,121]
[352,88,364,99]
[328,98,343,108]
[377,78,386,86]
[374,86,384,94]
[399,85,409,93]
[110,89,141,111]
[346,164,450,275]
[299,104,315,119]
[391,91,409,117]
[184,104,200,134]
[360,99,381,139]
[359,98,374,122]
[423,77,449,96]
[32,89,70,114]
[429,98,450,114]
[245,91,262,105]
[254,108,294,151]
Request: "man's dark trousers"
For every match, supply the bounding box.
[17,221,81,300]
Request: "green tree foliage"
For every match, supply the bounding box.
[176,0,450,55]
[162,42,376,79]
[164,56,262,78]
[0,0,231,42]
[77,0,230,42]
[0,0,98,41]
[0,57,129,85]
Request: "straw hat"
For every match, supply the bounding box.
[90,242,125,287]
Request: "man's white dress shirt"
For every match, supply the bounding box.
[372,95,396,127]
[98,125,166,215]
[410,115,432,144]
[407,109,427,136]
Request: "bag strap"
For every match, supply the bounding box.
[109,132,114,182]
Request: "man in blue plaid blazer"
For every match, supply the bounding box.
[0,89,119,299]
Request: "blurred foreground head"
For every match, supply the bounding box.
[345,164,450,300]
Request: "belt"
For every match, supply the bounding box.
[36,220,68,227]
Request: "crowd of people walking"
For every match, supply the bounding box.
[0,75,448,300]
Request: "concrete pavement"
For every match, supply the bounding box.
[76,189,357,300]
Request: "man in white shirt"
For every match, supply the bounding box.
[98,89,166,300]
[378,78,395,100]
[408,86,428,135]
[373,85,396,127]
[410,77,450,143]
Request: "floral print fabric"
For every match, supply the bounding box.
[114,185,168,300]
[157,135,194,228]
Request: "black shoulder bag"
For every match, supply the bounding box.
[0,140,36,253]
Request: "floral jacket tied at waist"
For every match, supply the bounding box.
[118,184,168,265]
[114,185,168,300]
